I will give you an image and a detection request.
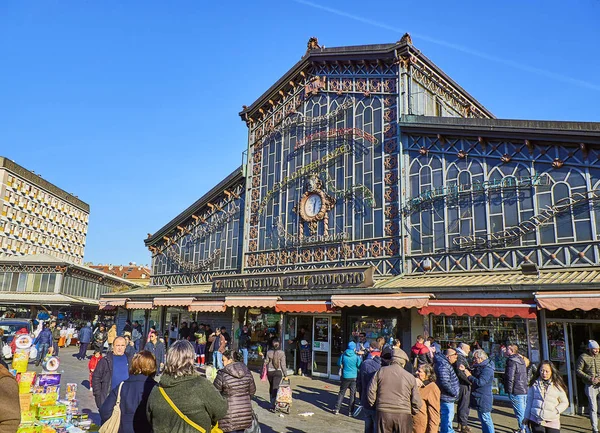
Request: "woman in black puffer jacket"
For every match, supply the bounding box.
[213,350,257,433]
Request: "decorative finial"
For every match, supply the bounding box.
[307,37,321,52]
[399,33,412,45]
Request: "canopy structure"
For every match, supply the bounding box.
[275,301,333,313]
[419,299,537,319]
[224,296,280,308]
[331,293,431,309]
[535,291,600,311]
[188,300,226,313]
[153,297,196,307]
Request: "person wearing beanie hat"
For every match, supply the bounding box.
[577,339,600,432]
[334,340,363,415]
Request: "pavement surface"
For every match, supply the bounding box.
[23,346,593,433]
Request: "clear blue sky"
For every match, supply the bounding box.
[1,1,599,267]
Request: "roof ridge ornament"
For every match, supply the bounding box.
[306,36,322,53]
[399,32,413,45]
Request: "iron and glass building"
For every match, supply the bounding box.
[103,36,600,413]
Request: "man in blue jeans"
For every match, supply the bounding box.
[34,324,53,366]
[334,341,362,415]
[504,345,528,433]
[434,349,460,433]
[461,349,495,433]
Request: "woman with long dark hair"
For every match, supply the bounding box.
[524,360,569,433]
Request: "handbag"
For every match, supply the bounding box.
[260,362,268,382]
[159,385,223,433]
[99,382,124,433]
[244,411,261,433]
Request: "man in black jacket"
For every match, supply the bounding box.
[454,343,472,433]
[92,337,132,408]
[504,345,528,433]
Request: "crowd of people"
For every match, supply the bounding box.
[334,334,575,433]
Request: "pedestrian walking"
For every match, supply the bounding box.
[367,347,423,433]
[576,339,600,433]
[99,351,157,433]
[434,349,460,433]
[264,340,287,411]
[147,340,228,433]
[524,360,569,433]
[65,323,75,347]
[93,324,107,354]
[358,341,383,433]
[213,349,257,433]
[504,345,528,433]
[88,350,103,392]
[51,323,61,356]
[390,339,410,369]
[454,343,472,433]
[459,349,495,433]
[411,336,433,370]
[209,328,225,369]
[34,324,52,366]
[92,337,132,408]
[238,325,251,366]
[107,324,117,352]
[78,322,93,360]
[299,340,311,376]
[194,324,207,365]
[413,364,440,433]
[123,320,133,335]
[334,341,362,415]
[168,322,179,346]
[145,330,166,375]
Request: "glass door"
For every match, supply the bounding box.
[312,316,330,377]
[330,316,342,380]
[546,321,575,415]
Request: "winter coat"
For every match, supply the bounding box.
[144,341,166,373]
[79,326,93,344]
[218,334,228,353]
[392,347,410,369]
[0,364,20,433]
[454,350,471,387]
[92,352,133,409]
[525,380,569,428]
[107,327,117,345]
[265,349,286,375]
[576,352,600,385]
[88,355,102,373]
[411,342,432,368]
[367,351,422,415]
[147,374,228,433]
[412,380,441,433]
[433,352,459,403]
[99,374,157,433]
[213,362,256,432]
[504,354,528,395]
[339,349,362,379]
[468,358,495,413]
[357,355,382,409]
[35,328,53,346]
[238,331,250,349]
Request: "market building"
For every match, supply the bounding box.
[102,36,600,413]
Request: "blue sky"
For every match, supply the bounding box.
[1,1,599,266]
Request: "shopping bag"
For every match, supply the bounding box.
[244,411,261,433]
[260,363,267,382]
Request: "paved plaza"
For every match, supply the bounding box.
[26,346,592,433]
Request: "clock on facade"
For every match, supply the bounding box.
[304,193,323,218]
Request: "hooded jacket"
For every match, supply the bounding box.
[147,373,228,433]
[468,358,495,413]
[433,352,459,403]
[504,354,528,395]
[357,355,382,409]
[338,347,362,379]
[0,364,20,433]
[367,351,423,415]
[213,362,256,432]
[99,374,157,433]
[411,342,433,367]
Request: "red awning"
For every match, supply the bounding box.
[535,291,600,311]
[99,298,128,310]
[188,301,226,313]
[225,296,279,308]
[419,299,537,319]
[125,301,154,310]
[275,301,334,313]
[153,297,195,307]
[331,293,431,309]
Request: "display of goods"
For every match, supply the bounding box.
[19,393,32,412]
[36,374,61,387]
[38,404,67,419]
[65,383,77,401]
[39,425,57,433]
[15,334,33,349]
[18,372,37,394]
[12,350,30,373]
[16,425,42,433]
[20,410,37,424]
[31,392,58,407]
[42,357,60,372]
[38,418,66,427]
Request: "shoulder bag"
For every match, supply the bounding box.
[99,382,124,433]
[244,411,261,433]
[159,385,223,433]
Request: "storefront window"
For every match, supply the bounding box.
[432,315,534,397]
[246,309,280,364]
[349,316,397,344]
[131,310,146,337]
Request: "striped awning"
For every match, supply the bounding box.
[125,301,154,310]
[225,296,280,308]
[275,301,334,313]
[331,293,431,309]
[153,297,195,307]
[419,299,537,319]
[188,301,226,313]
[99,298,128,310]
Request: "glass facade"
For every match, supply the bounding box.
[0,272,57,293]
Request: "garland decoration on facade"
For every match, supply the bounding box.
[259,144,352,213]
[403,174,549,215]
[287,127,376,161]
[325,175,375,214]
[164,246,222,273]
[272,218,349,248]
[184,204,240,246]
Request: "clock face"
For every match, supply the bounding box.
[304,193,322,217]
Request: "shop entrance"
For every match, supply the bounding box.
[545,320,600,415]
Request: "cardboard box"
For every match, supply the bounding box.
[19,393,32,412]
[38,404,67,419]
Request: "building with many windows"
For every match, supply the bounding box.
[0,157,89,264]
[103,36,600,413]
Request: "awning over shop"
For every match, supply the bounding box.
[99,298,128,310]
[125,301,154,310]
[419,299,537,319]
[535,291,600,311]
[224,296,280,308]
[331,293,431,309]
[0,293,98,307]
[275,301,333,313]
[188,300,226,313]
[153,297,195,307]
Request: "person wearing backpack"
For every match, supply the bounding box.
[334,341,362,415]
[265,339,287,411]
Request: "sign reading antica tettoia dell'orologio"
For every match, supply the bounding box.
[212,266,375,292]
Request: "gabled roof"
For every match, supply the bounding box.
[399,115,600,143]
[88,264,151,280]
[144,166,244,246]
[239,38,494,121]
